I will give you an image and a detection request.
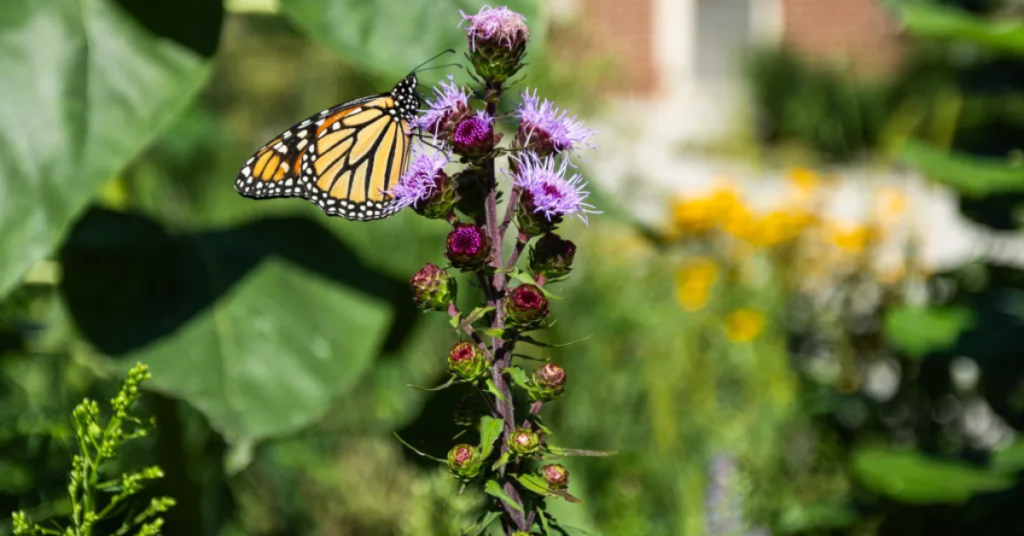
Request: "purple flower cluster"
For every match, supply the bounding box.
[459,6,530,50]
[389,145,452,210]
[510,153,598,225]
[515,89,595,156]
[411,74,470,137]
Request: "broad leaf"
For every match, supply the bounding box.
[59,208,409,442]
[853,447,1014,504]
[899,142,1024,198]
[479,416,504,459]
[0,0,221,296]
[484,479,524,513]
[280,0,543,81]
[900,4,1024,56]
[883,305,975,360]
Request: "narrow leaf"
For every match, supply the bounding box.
[459,306,495,330]
[393,433,446,463]
[486,379,511,404]
[479,327,506,339]
[449,312,463,329]
[484,480,524,513]
[551,489,583,504]
[504,367,533,391]
[515,473,552,496]
[479,416,504,459]
[547,445,617,457]
[520,334,593,348]
[491,451,511,471]
[407,377,458,392]
[537,508,553,536]
[511,270,563,300]
[462,510,502,536]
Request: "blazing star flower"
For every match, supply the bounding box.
[459,6,530,51]
[510,153,599,225]
[452,110,495,157]
[411,75,470,137]
[515,89,595,156]
[389,145,453,210]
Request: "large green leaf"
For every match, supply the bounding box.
[0,0,221,297]
[280,0,542,80]
[59,208,413,442]
[898,141,1024,198]
[883,305,975,360]
[853,447,1015,504]
[900,3,1024,56]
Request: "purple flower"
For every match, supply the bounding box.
[514,89,595,156]
[459,6,530,51]
[452,110,495,156]
[389,145,453,210]
[446,223,491,269]
[411,75,470,137]
[510,153,599,225]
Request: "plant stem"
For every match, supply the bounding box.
[481,84,529,535]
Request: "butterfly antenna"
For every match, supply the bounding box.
[410,49,456,75]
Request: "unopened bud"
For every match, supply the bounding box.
[410,263,456,311]
[508,427,541,457]
[448,341,488,381]
[530,233,576,280]
[504,284,549,327]
[541,464,569,489]
[447,444,484,479]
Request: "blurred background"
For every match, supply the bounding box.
[2,0,1024,534]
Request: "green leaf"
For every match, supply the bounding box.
[899,141,1024,198]
[407,377,458,392]
[484,479,524,513]
[883,305,975,360]
[511,270,562,300]
[0,0,220,297]
[458,306,495,330]
[479,416,504,459]
[394,433,447,464]
[504,367,533,391]
[520,334,593,348]
[853,447,1014,504]
[449,312,463,329]
[992,440,1024,473]
[479,327,506,339]
[514,473,551,496]
[60,209,408,442]
[900,3,1024,56]
[461,510,502,536]
[280,0,543,81]
[491,451,511,471]
[485,378,511,404]
[537,507,553,536]
[546,445,617,457]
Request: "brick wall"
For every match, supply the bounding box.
[782,0,905,74]
[583,0,659,97]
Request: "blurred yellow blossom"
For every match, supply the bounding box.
[724,308,766,343]
[669,181,742,236]
[675,257,719,312]
[827,222,874,255]
[875,186,909,227]
[785,167,822,204]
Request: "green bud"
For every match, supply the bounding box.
[447,444,484,480]
[410,263,456,312]
[448,341,488,381]
[507,427,541,457]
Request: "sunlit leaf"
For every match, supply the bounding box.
[0,0,221,297]
[479,416,504,459]
[883,305,975,360]
[900,3,1024,56]
[853,447,1014,504]
[484,479,524,513]
[899,141,1024,198]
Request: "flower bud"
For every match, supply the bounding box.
[507,427,541,457]
[541,464,569,489]
[446,223,491,269]
[515,191,560,237]
[460,7,529,84]
[453,394,487,427]
[447,444,484,479]
[410,263,456,311]
[504,284,549,327]
[529,233,576,280]
[447,341,488,381]
[536,363,566,390]
[452,112,496,158]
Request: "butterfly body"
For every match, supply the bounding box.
[235,74,420,221]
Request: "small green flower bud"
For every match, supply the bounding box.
[447,444,484,479]
[410,263,456,311]
[504,284,549,328]
[530,233,576,280]
[507,427,541,457]
[448,341,488,381]
[532,363,566,400]
[541,463,569,489]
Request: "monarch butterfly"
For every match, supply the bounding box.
[234,57,447,221]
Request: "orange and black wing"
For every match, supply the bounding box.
[234,95,412,221]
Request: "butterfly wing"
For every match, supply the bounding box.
[234,94,412,221]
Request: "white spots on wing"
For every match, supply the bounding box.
[298,130,308,139]
[331,122,341,131]
[241,167,251,177]
[283,131,293,139]
[279,162,290,173]
[296,139,309,151]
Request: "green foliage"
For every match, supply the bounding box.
[898,141,1024,197]
[883,305,976,359]
[11,364,174,536]
[852,447,1015,504]
[900,2,1024,55]
[0,0,220,297]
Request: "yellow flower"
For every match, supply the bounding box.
[827,222,873,255]
[875,186,909,227]
[785,167,822,204]
[675,257,719,312]
[668,181,743,237]
[724,308,766,343]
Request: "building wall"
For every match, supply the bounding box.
[583,0,659,97]
[781,0,905,73]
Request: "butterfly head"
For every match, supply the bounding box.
[391,75,421,122]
